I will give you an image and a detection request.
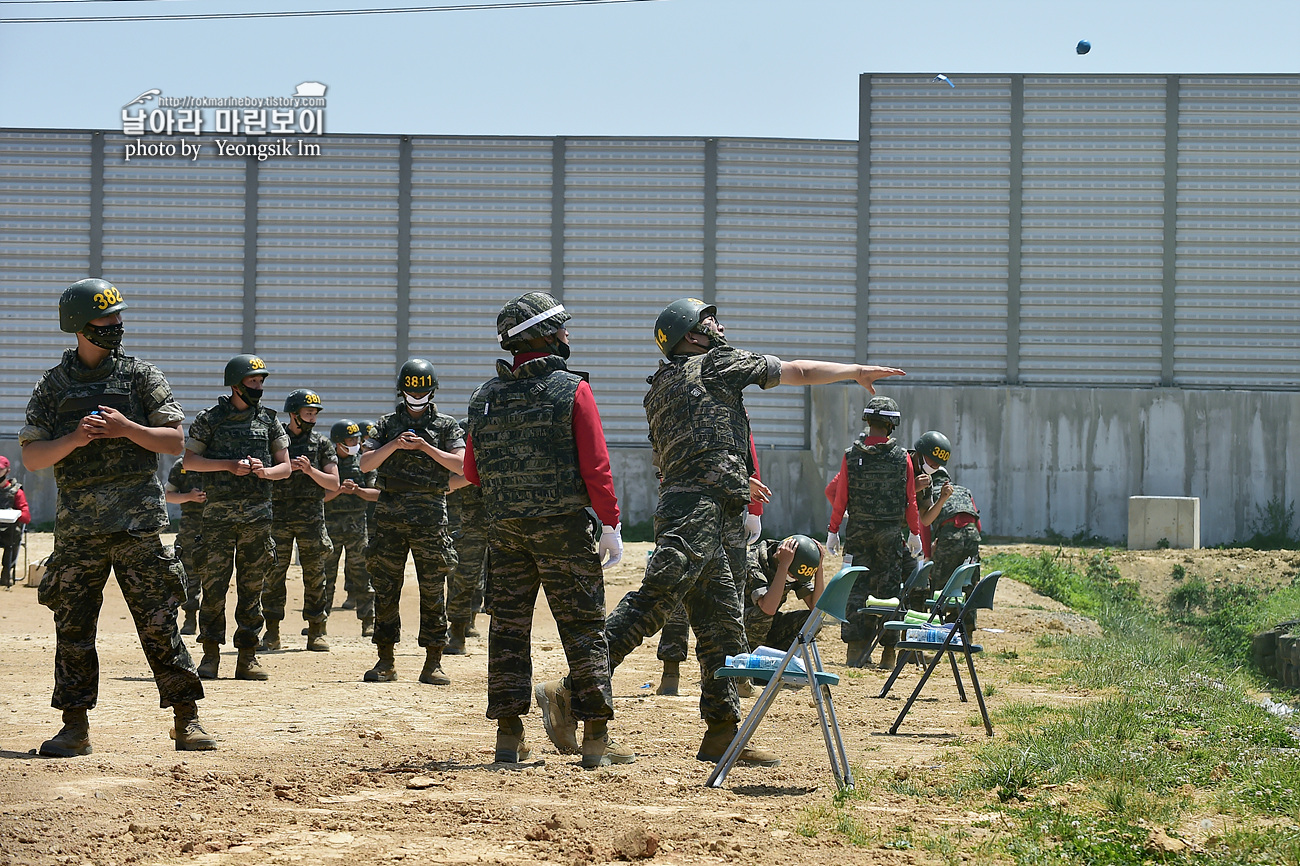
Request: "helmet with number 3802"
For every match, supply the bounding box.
[60,278,128,333]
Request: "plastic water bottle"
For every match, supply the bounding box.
[725,653,781,670]
[906,625,961,644]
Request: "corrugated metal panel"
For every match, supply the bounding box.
[1019,77,1167,385]
[716,139,858,448]
[408,138,554,421]
[562,139,706,446]
[101,134,247,420]
[0,131,92,435]
[256,137,401,422]
[1175,77,1300,388]
[866,76,1011,382]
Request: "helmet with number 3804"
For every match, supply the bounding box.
[59,278,128,333]
[398,358,438,393]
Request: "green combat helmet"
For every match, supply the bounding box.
[653,297,716,358]
[283,388,324,414]
[497,292,570,354]
[914,431,952,466]
[786,534,823,581]
[224,353,270,387]
[59,278,128,333]
[862,395,901,430]
[331,419,361,443]
[398,358,438,393]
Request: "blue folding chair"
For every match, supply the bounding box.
[878,571,1002,736]
[707,565,868,791]
[876,562,980,699]
[856,559,934,664]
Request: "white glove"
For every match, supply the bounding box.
[907,532,922,557]
[744,512,762,545]
[826,531,840,555]
[598,524,623,568]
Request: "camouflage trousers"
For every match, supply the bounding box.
[656,518,750,663]
[367,519,457,648]
[264,519,333,625]
[607,491,747,724]
[449,519,487,624]
[173,528,204,612]
[933,524,981,629]
[842,523,910,646]
[325,512,372,620]
[745,607,808,654]
[486,510,613,721]
[38,531,202,710]
[0,524,21,585]
[200,518,275,650]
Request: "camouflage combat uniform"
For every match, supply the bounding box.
[840,435,911,647]
[447,482,487,624]
[263,426,336,627]
[655,517,752,666]
[930,473,981,596]
[20,348,202,711]
[364,405,461,649]
[166,458,205,614]
[605,344,779,724]
[742,538,817,652]
[324,451,375,621]
[188,396,288,649]
[467,353,613,722]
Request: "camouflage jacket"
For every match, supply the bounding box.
[272,426,336,525]
[165,457,205,528]
[325,453,376,519]
[644,345,779,501]
[20,349,181,536]
[844,436,909,527]
[747,537,816,606]
[366,404,463,526]
[187,396,289,524]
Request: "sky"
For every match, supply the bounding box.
[0,0,1298,139]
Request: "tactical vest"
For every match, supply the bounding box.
[196,397,277,503]
[273,428,329,502]
[373,405,454,494]
[467,354,590,520]
[47,351,159,492]
[327,454,371,517]
[844,436,908,526]
[643,350,750,484]
[0,478,19,511]
[937,485,979,527]
[167,461,204,524]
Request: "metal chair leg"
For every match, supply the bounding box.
[964,650,994,736]
[888,647,946,735]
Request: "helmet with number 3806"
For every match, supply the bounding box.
[60,278,128,333]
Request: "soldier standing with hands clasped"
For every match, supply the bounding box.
[184,354,291,682]
[537,298,903,766]
[360,359,464,686]
[21,279,214,755]
[323,419,378,635]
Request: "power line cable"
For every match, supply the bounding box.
[0,0,667,23]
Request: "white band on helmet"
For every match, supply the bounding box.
[501,304,566,342]
[871,410,902,420]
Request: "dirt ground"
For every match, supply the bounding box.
[0,536,1277,866]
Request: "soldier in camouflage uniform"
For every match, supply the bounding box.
[463,292,629,768]
[164,457,206,635]
[444,418,487,655]
[825,396,922,670]
[921,466,982,631]
[359,359,464,686]
[356,419,380,598]
[323,418,378,634]
[911,430,952,598]
[744,535,825,653]
[184,354,292,682]
[262,389,338,653]
[538,297,903,765]
[21,278,214,755]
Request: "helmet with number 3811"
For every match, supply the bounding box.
[398,358,438,393]
[59,278,128,333]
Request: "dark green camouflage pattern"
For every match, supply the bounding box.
[607,491,747,723]
[368,405,462,504]
[742,537,816,651]
[936,485,979,524]
[447,484,487,623]
[264,519,333,625]
[271,427,337,523]
[199,519,275,649]
[843,436,909,544]
[643,347,778,501]
[466,355,590,520]
[841,524,909,646]
[366,518,457,647]
[485,511,613,721]
[166,459,205,610]
[324,454,375,617]
[38,532,202,709]
[187,397,288,524]
[656,508,750,663]
[21,349,181,536]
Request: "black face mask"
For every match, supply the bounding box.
[237,385,263,407]
[82,322,124,351]
[294,414,316,435]
[552,338,571,360]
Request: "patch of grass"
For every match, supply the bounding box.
[620,518,654,543]
[1166,574,1300,669]
[1245,496,1300,549]
[984,549,1144,628]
